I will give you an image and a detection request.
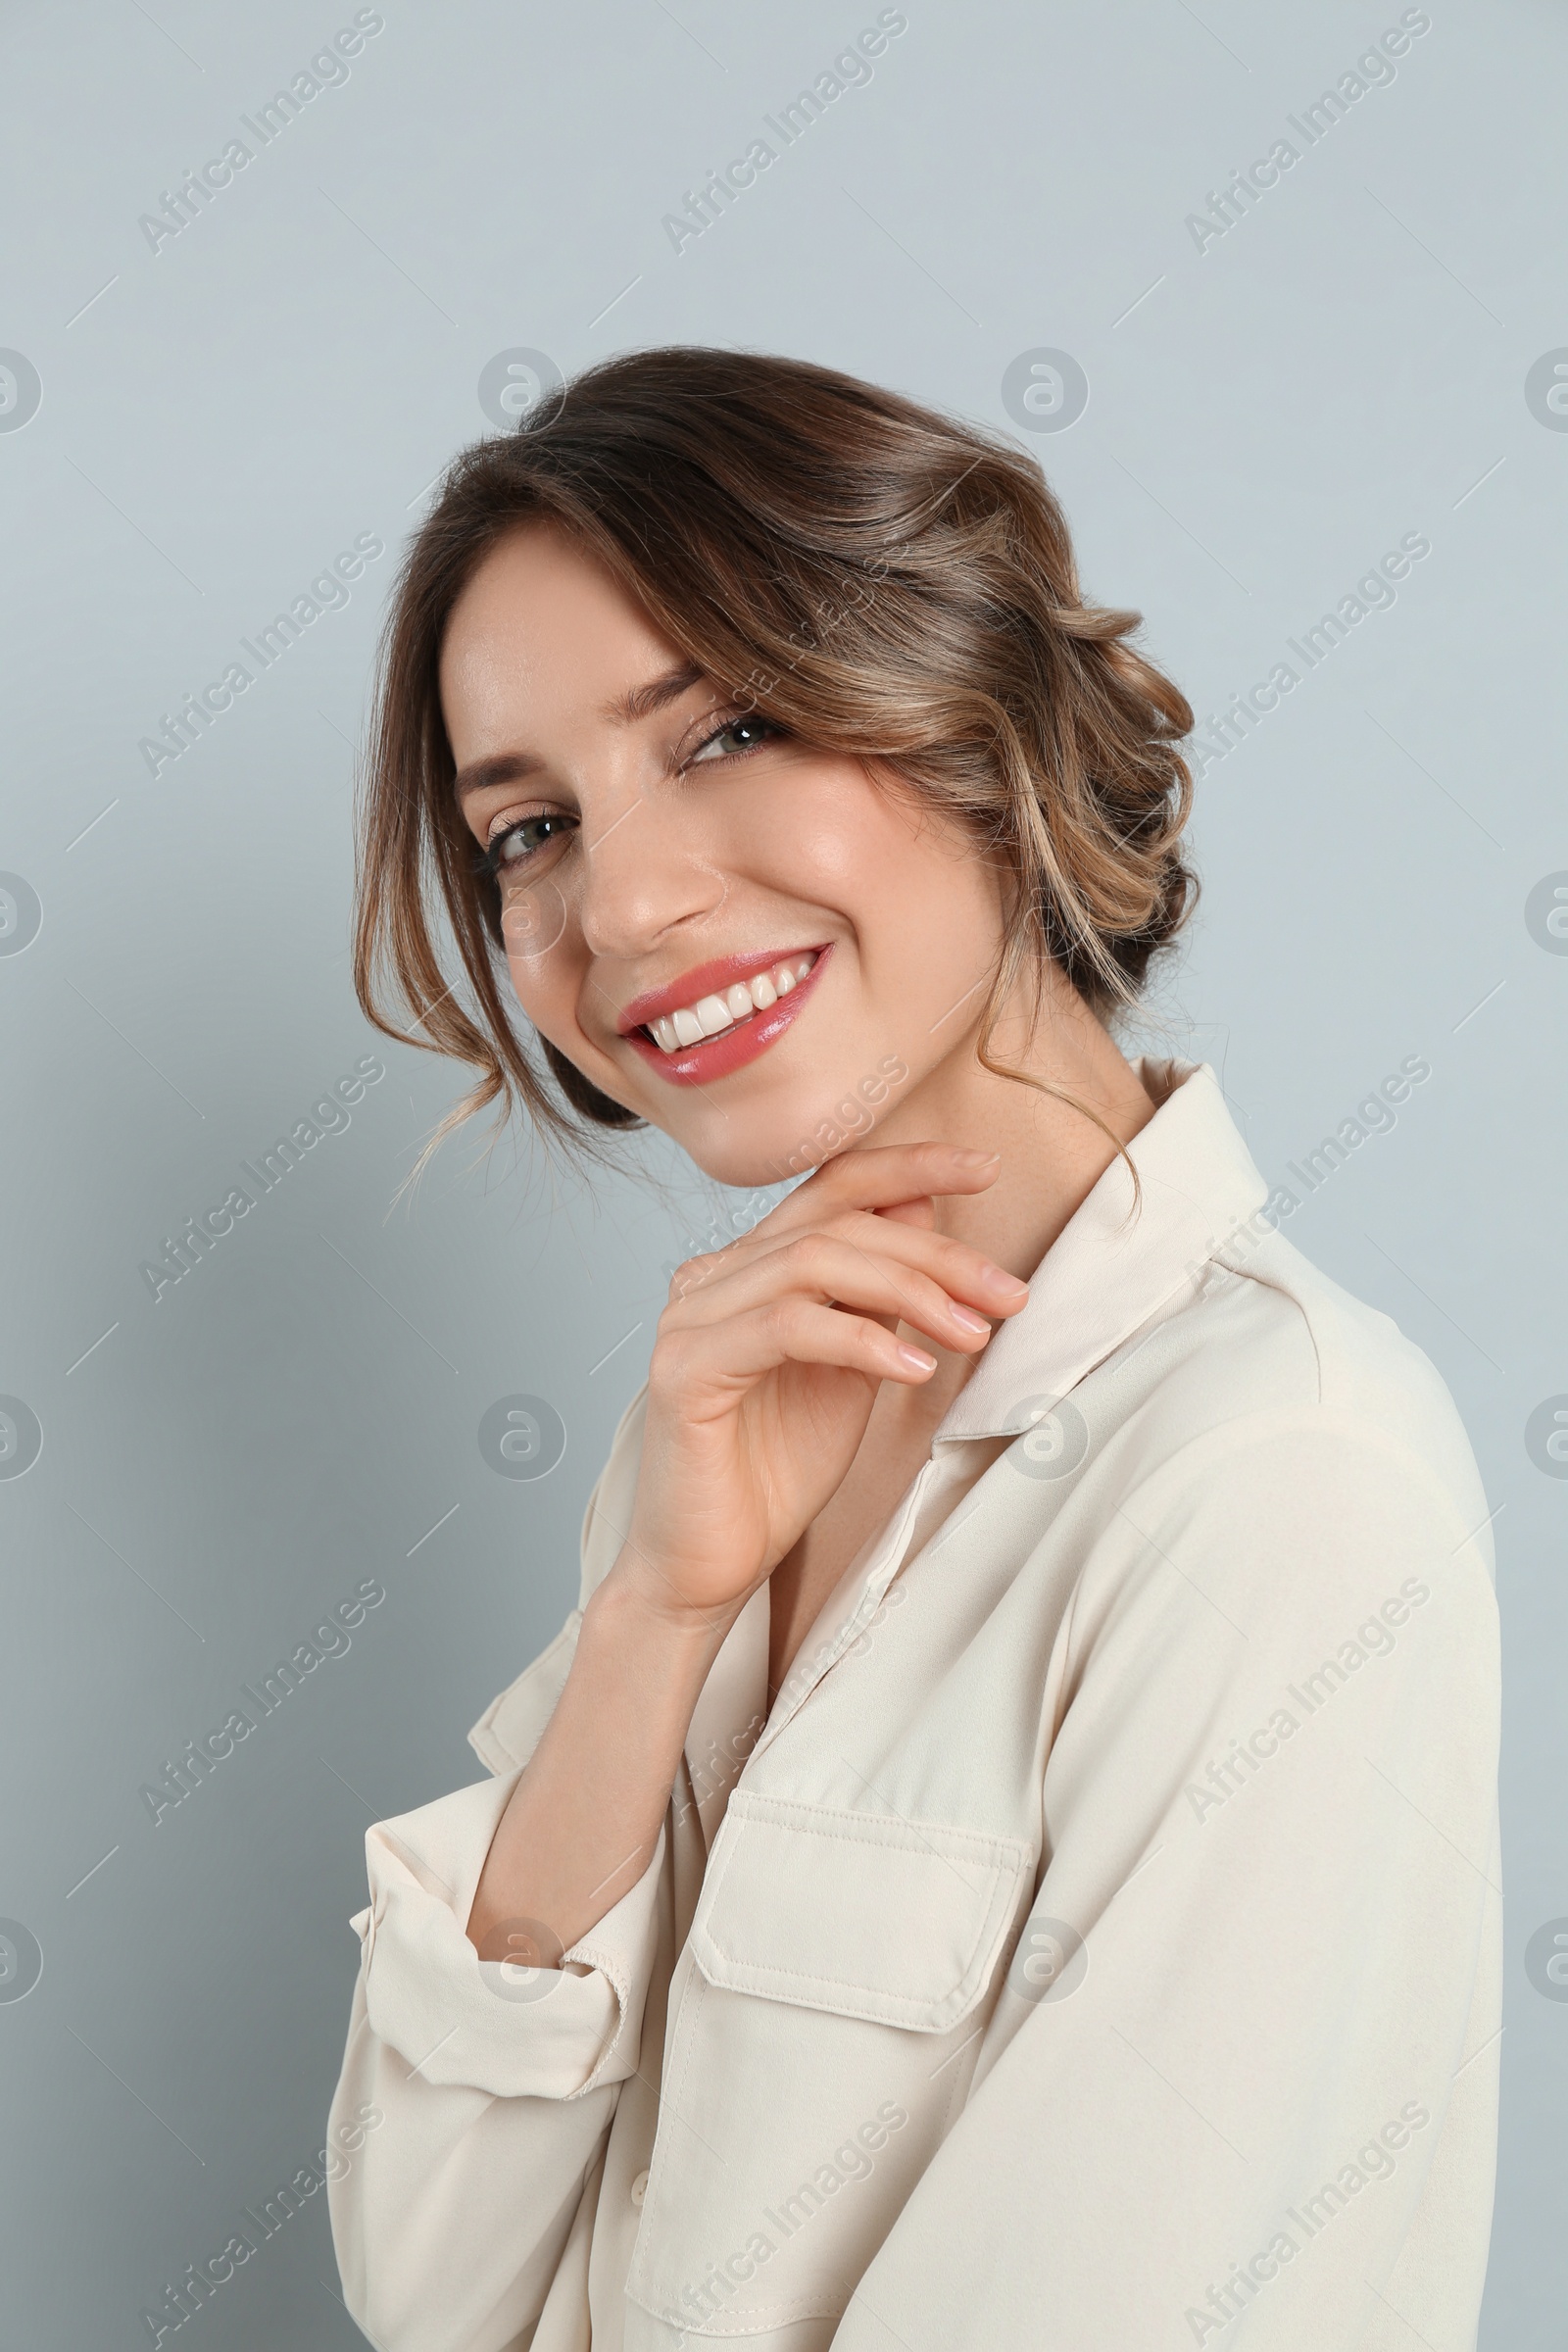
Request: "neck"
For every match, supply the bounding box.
[869,963,1160,1290]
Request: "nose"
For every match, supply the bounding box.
[573,767,727,970]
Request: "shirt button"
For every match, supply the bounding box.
[630,2169,650,2208]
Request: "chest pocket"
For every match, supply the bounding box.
[687,1788,1033,2034]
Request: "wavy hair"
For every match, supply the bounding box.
[353,345,1198,1171]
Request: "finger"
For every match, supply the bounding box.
[663,1231,1003,1358]
[687,1205,1029,1322]
[730,1144,1002,1256]
[832,1209,1031,1313]
[801,1140,1003,1212]
[672,1295,940,1394]
[674,1146,1001,1284]
[875,1197,936,1230]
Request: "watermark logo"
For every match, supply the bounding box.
[139,1054,387,1303]
[1190,538,1433,779]
[138,2101,384,2346]
[662,1187,786,1298]
[0,351,42,433]
[1525,1396,1568,1479]
[500,876,567,959]
[1001,347,1089,434]
[1525,1918,1568,2000]
[475,1915,564,2003]
[673,1711,765,1835]
[139,1579,388,1826]
[734,540,912,718]
[479,1394,566,1480]
[1525,350,1568,432]
[478,348,562,431]
[1005,1394,1090,1482]
[138,532,386,780]
[1525,871,1568,954]
[1268,1053,1432,1217]
[1185,1577,1431,1827]
[760,1053,910,1180]
[0,1919,43,2003]
[136,11,387,257]
[1182,15,1432,259]
[0,873,41,956]
[1182,2098,1431,2342]
[666,2098,910,2337]
[0,1397,43,1481]
[1007,1914,1088,2005]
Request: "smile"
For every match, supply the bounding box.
[618,947,832,1087]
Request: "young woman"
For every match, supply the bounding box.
[327,349,1500,2352]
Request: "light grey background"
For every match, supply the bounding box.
[1,0,1563,2342]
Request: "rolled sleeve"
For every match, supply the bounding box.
[360,1770,667,2100]
[328,1766,669,2352]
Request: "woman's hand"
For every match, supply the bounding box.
[614,1143,1030,1629]
[467,1142,1030,1961]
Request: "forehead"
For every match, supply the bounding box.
[439,520,677,747]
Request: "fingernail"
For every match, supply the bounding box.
[953,1148,1001,1165]
[898,1344,938,1373]
[981,1266,1031,1300]
[950,1303,992,1334]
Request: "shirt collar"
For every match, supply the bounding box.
[932,1058,1269,1444]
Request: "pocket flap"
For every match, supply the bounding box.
[688,1789,1032,2033]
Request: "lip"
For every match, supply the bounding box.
[616,945,828,1036]
[620,944,833,1089]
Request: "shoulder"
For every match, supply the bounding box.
[1111,1214,1491,1558]
[1056,1220,1498,1690]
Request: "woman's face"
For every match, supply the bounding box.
[440,520,1010,1189]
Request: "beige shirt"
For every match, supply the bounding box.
[327,1059,1501,2352]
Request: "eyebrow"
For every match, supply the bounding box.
[602,660,706,726]
[452,662,708,801]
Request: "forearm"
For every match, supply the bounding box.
[466,1549,738,1958]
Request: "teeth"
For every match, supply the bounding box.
[643,955,816,1054]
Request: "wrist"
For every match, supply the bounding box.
[595,1546,745,1658]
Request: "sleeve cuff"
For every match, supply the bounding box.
[357,1770,665,2100]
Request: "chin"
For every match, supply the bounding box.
[682,1135,818,1194]
[591,1028,914,1192]
[670,1079,912,1195]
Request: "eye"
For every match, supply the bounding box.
[687,712,786,767]
[476,810,577,879]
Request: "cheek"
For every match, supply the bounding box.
[741,760,942,907]
[739,767,1002,983]
[830,799,1002,959]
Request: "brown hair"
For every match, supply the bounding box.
[353,345,1198,1170]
